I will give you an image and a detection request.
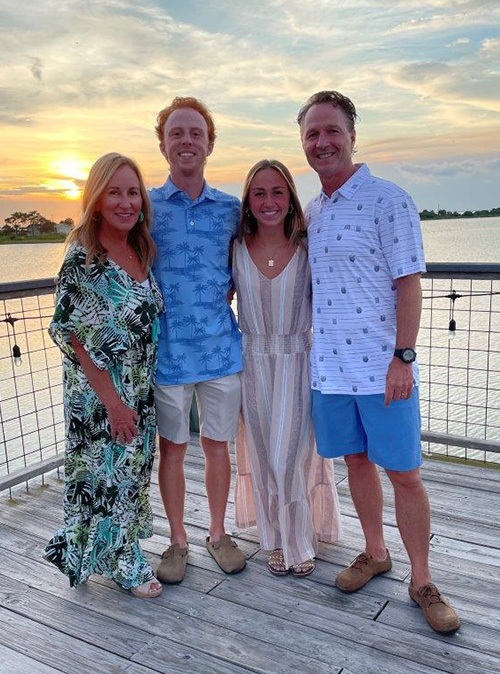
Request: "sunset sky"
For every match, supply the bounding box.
[1,0,499,224]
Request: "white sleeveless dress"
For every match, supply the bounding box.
[233,239,342,568]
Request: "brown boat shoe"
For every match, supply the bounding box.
[206,534,246,574]
[156,543,188,584]
[335,550,392,592]
[409,582,461,634]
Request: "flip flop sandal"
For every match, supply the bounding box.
[130,578,163,599]
[290,559,315,578]
[268,548,290,576]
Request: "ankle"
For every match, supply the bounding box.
[208,529,226,543]
[170,535,188,548]
[365,547,388,562]
[411,573,432,589]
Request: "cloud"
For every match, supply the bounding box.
[358,124,500,166]
[448,37,471,47]
[395,156,500,187]
[388,1,500,33]
[0,112,34,126]
[30,57,43,81]
[480,37,500,56]
[0,0,499,221]
[0,184,59,197]
[386,60,500,115]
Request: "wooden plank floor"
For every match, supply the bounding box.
[1,436,500,674]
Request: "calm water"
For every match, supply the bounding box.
[421,216,500,264]
[0,242,66,283]
[0,217,499,283]
[1,217,499,475]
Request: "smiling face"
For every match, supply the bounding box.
[248,167,291,233]
[300,102,356,194]
[96,164,142,235]
[160,106,213,183]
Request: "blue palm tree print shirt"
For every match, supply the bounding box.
[150,178,242,385]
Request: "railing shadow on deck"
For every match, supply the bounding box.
[1,263,500,496]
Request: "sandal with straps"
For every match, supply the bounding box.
[268,548,290,576]
[130,578,163,599]
[290,559,315,578]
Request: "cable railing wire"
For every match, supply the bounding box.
[1,264,500,495]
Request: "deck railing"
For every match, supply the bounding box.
[1,264,500,494]
[418,264,500,462]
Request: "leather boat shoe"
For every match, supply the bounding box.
[409,582,460,634]
[335,550,392,592]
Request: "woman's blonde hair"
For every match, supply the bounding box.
[66,152,156,269]
[238,159,306,247]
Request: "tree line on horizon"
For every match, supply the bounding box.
[0,211,74,239]
[419,207,500,220]
[1,207,500,239]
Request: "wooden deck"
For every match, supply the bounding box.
[1,437,500,674]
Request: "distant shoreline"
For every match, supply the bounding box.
[420,209,500,221]
[0,235,66,245]
[1,210,500,245]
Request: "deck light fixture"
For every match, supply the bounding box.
[447,290,460,340]
[2,313,23,366]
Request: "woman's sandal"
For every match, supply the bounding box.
[268,548,290,576]
[290,559,315,578]
[130,578,163,599]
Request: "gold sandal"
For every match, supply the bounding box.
[290,559,315,578]
[268,548,290,576]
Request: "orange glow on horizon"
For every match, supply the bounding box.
[46,156,90,201]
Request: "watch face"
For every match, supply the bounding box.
[402,348,416,363]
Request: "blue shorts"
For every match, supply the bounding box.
[311,389,422,472]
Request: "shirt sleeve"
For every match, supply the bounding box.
[49,248,155,370]
[378,190,427,279]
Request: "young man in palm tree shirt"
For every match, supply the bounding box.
[150,97,245,584]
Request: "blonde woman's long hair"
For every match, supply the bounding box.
[238,159,306,247]
[66,152,156,270]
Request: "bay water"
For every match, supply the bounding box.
[0,216,499,283]
[1,217,499,475]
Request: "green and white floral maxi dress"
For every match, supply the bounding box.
[44,245,164,589]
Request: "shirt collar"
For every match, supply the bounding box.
[319,163,371,204]
[161,176,218,203]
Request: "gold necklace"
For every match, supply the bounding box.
[255,241,287,267]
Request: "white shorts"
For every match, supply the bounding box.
[155,374,241,444]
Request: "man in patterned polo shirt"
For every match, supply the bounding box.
[297,90,460,634]
[150,97,245,584]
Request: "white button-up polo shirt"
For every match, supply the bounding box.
[306,163,426,395]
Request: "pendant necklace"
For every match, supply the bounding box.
[260,243,283,267]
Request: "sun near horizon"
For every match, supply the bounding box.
[47,156,90,202]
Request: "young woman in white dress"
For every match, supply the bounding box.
[233,159,342,576]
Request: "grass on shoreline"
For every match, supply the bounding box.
[0,235,67,245]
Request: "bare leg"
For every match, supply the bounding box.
[201,435,231,541]
[386,467,431,588]
[158,436,188,548]
[345,452,387,560]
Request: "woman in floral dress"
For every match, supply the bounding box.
[44,153,164,598]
